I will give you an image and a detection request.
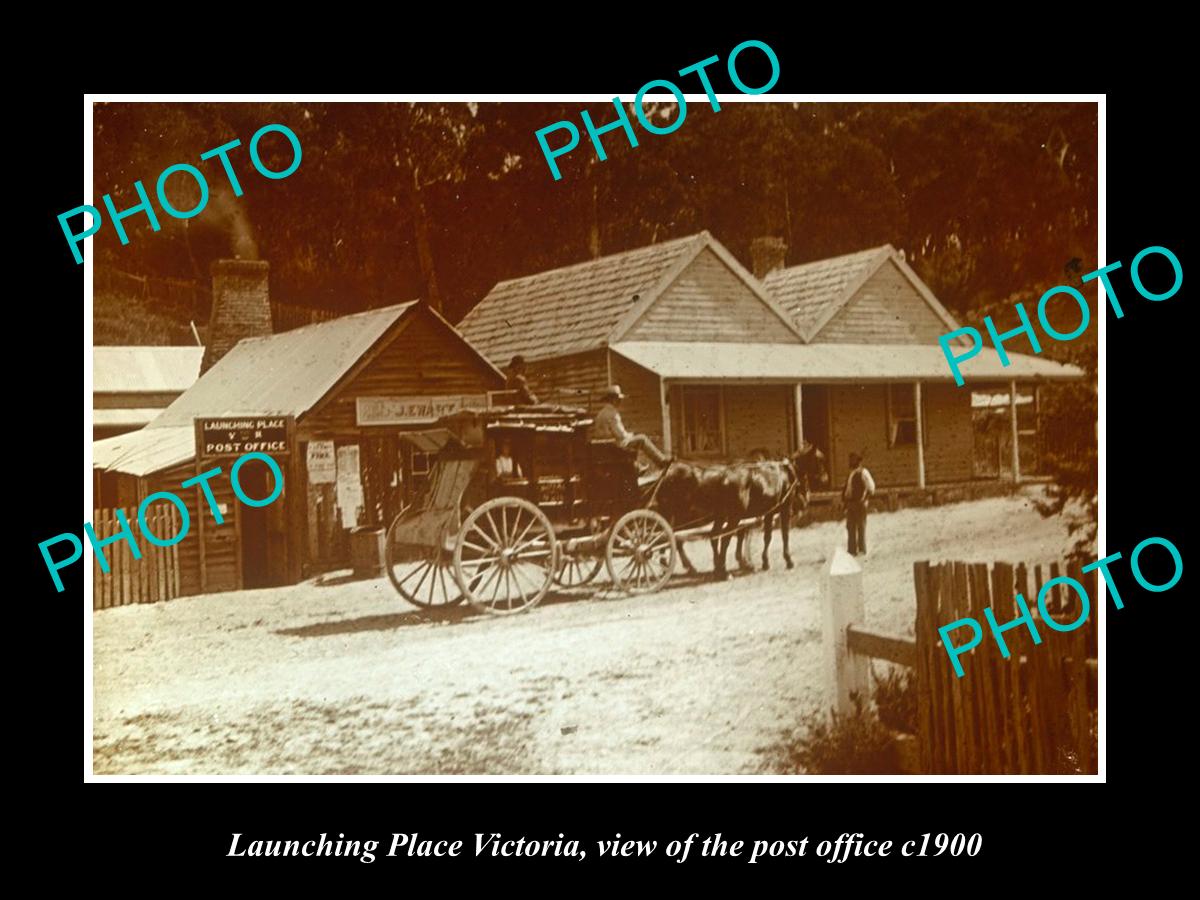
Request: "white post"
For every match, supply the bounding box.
[660,377,672,453]
[1009,379,1021,484]
[914,381,926,489]
[821,547,870,717]
[793,383,804,450]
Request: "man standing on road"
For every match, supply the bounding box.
[843,452,875,557]
[592,385,670,469]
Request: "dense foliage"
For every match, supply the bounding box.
[92,102,1098,326]
[766,694,901,775]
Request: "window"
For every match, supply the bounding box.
[886,383,926,448]
[411,449,431,475]
[682,387,724,456]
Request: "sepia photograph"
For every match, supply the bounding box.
[84,97,1099,776]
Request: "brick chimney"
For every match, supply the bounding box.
[201,260,272,373]
[750,236,788,281]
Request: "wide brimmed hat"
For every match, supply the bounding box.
[602,385,625,401]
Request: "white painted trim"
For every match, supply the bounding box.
[914,381,926,489]
[1009,379,1021,484]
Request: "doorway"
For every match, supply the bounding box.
[801,384,832,460]
[237,457,283,589]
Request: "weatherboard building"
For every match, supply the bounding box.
[458,231,1084,492]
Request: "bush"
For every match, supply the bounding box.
[766,694,901,775]
[872,665,917,734]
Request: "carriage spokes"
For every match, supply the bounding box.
[385,508,464,609]
[454,496,559,615]
[606,509,677,594]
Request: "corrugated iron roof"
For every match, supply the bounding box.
[93,408,163,429]
[763,246,891,336]
[148,303,418,429]
[93,426,195,477]
[611,341,1085,382]
[458,232,706,363]
[93,346,204,394]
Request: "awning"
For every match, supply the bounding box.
[93,426,195,477]
[397,429,455,453]
[610,342,1085,383]
[92,408,164,429]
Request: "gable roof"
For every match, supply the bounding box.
[93,346,204,394]
[147,302,420,429]
[458,232,805,363]
[763,245,892,338]
[459,232,704,363]
[762,244,964,342]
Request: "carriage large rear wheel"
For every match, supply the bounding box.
[385,507,463,609]
[454,497,558,615]
[606,509,676,594]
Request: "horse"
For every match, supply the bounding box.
[651,442,829,578]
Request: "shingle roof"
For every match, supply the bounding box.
[458,232,706,363]
[763,245,891,337]
[147,303,418,429]
[93,346,204,394]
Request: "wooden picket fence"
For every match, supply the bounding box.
[92,507,182,610]
[829,553,1098,774]
[911,560,1097,774]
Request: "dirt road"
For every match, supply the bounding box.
[92,491,1073,775]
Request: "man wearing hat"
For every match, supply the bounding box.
[842,451,876,557]
[592,385,670,468]
[506,355,539,405]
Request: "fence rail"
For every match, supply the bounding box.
[822,549,1098,775]
[92,507,182,610]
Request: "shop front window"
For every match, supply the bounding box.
[682,387,724,457]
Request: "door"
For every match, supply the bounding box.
[801,384,832,460]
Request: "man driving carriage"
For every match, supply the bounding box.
[591,385,670,470]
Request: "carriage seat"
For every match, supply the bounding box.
[589,438,638,464]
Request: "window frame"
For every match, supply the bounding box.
[680,385,726,458]
[885,382,927,449]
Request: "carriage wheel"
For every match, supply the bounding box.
[554,545,605,588]
[454,497,558,615]
[606,509,677,594]
[385,508,463,609]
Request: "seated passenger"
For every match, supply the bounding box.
[495,438,523,479]
[592,385,670,469]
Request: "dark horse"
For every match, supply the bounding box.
[651,443,829,578]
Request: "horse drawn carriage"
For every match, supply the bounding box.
[385,403,678,615]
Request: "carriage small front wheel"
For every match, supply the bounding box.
[606,509,676,594]
[453,497,559,615]
[385,507,463,609]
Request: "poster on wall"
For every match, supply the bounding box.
[335,444,363,527]
[306,440,336,484]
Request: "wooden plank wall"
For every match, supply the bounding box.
[816,260,951,344]
[913,559,1097,774]
[722,385,791,459]
[625,247,800,343]
[300,309,504,437]
[91,506,182,609]
[609,352,664,449]
[526,348,609,411]
[828,382,974,487]
[921,384,974,483]
[828,384,910,486]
